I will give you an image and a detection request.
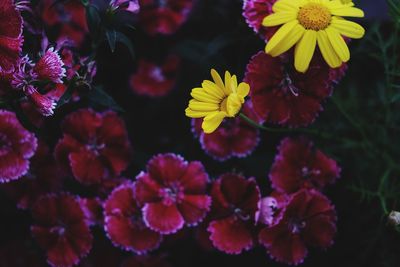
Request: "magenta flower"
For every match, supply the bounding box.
[55,109,132,185]
[104,183,162,254]
[270,137,341,193]
[138,0,194,35]
[244,51,334,127]
[112,0,140,13]
[33,47,66,83]
[259,189,337,265]
[80,197,104,226]
[191,101,261,161]
[0,110,37,183]
[0,0,23,70]
[134,153,211,234]
[207,173,260,254]
[31,193,93,267]
[130,56,180,97]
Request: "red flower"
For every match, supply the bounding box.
[31,193,93,267]
[122,255,171,267]
[130,56,180,97]
[138,0,194,35]
[0,110,37,183]
[244,51,333,127]
[207,173,260,254]
[55,109,132,185]
[33,47,66,83]
[270,137,341,194]
[41,0,88,46]
[191,101,261,161]
[0,0,23,71]
[134,153,211,234]
[1,140,63,209]
[104,183,162,254]
[242,0,277,41]
[259,189,337,265]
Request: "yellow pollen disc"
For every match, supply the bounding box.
[297,3,331,31]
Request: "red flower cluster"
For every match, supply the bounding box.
[138,0,194,35]
[130,56,180,97]
[55,109,132,185]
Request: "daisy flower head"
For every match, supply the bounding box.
[185,69,250,134]
[262,0,365,72]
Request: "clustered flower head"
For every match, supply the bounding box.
[185,69,250,133]
[262,0,365,72]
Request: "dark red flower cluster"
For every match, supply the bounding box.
[138,0,194,35]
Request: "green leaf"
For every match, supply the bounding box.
[115,32,135,59]
[106,30,117,53]
[57,81,76,108]
[88,86,124,112]
[86,5,101,39]
[81,0,89,6]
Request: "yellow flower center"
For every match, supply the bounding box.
[297,3,331,31]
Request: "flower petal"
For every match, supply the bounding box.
[265,20,299,55]
[188,100,219,111]
[191,88,220,103]
[210,69,226,93]
[185,108,211,118]
[267,23,305,57]
[294,30,317,73]
[328,5,364,17]
[317,30,342,68]
[237,82,250,99]
[330,17,365,39]
[326,27,350,62]
[262,12,297,27]
[143,202,184,234]
[273,0,301,12]
[202,112,226,134]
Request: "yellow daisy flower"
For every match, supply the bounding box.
[185,69,250,134]
[262,0,365,73]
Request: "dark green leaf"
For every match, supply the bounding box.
[106,30,117,53]
[115,32,135,59]
[86,5,101,39]
[88,86,124,112]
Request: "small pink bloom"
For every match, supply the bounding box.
[207,173,260,254]
[34,47,66,83]
[191,101,262,161]
[104,183,162,254]
[31,193,93,267]
[244,51,333,127]
[0,110,37,183]
[25,86,57,117]
[259,189,337,265]
[113,0,140,13]
[55,109,132,185]
[0,0,23,70]
[138,0,194,35]
[134,153,211,234]
[130,56,180,97]
[270,137,341,193]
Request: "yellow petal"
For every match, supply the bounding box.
[327,4,364,18]
[230,75,238,93]
[317,30,342,68]
[262,12,297,27]
[330,17,365,39]
[237,82,250,99]
[210,69,225,93]
[202,81,225,99]
[189,100,219,111]
[185,108,211,118]
[273,0,301,12]
[265,20,299,56]
[268,23,305,57]
[294,30,317,73]
[226,94,242,117]
[191,88,220,103]
[224,71,233,95]
[202,112,226,133]
[326,27,350,62]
